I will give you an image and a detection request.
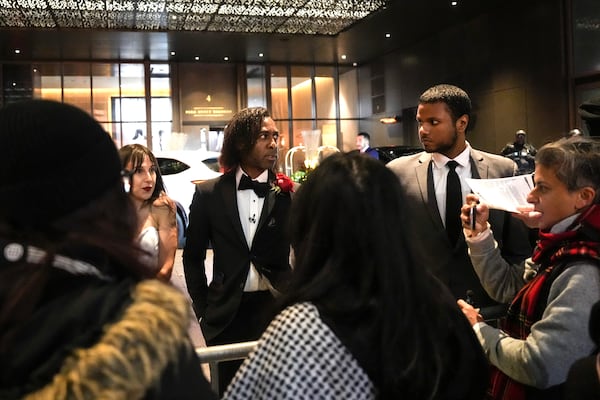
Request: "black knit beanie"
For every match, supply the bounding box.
[0,100,122,227]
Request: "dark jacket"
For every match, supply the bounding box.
[183,170,293,341]
[1,278,215,399]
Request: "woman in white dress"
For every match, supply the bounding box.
[119,144,177,281]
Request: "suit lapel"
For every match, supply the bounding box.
[221,172,248,247]
[257,170,276,231]
[417,153,445,232]
[470,149,485,179]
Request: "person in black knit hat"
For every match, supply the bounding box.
[0,100,216,399]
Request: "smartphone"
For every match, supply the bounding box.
[470,205,477,230]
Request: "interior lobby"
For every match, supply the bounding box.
[0,0,598,158]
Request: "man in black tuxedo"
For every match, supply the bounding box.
[183,107,293,394]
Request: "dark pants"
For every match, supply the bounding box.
[207,290,276,395]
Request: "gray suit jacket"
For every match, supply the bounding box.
[387,148,532,310]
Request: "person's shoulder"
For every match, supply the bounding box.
[256,303,321,346]
[473,148,516,166]
[197,173,228,192]
[28,279,196,399]
[387,151,426,168]
[366,148,379,157]
[275,302,320,328]
[472,148,518,176]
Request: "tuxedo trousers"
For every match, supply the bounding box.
[207,290,276,395]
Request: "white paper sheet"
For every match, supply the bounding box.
[465,174,534,213]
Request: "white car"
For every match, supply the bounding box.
[156,150,222,247]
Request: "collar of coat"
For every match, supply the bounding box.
[24,280,194,400]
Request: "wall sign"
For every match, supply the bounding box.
[179,63,237,123]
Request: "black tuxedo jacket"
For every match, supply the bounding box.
[182,170,292,341]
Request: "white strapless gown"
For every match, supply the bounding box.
[138,226,159,267]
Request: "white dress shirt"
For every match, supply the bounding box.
[431,143,473,228]
[236,167,271,292]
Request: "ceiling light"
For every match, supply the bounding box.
[380,115,402,124]
[224,56,229,61]
[14,49,20,54]
[170,51,176,56]
[352,62,358,67]
[451,1,458,6]
[258,53,264,57]
[341,54,347,60]
[385,33,391,38]
[195,56,200,60]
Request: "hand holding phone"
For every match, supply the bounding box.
[469,205,477,230]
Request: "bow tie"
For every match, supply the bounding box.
[238,174,270,198]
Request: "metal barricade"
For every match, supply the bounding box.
[195,341,258,393]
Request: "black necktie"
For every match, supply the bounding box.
[445,160,462,246]
[238,174,270,198]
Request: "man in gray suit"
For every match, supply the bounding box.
[387,84,531,315]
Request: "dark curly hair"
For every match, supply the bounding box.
[220,107,271,173]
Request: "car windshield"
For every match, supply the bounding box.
[202,157,220,172]
[157,157,190,175]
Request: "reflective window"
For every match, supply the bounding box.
[247,64,267,107]
[150,64,172,151]
[292,120,314,150]
[33,64,61,102]
[27,62,171,150]
[91,63,120,142]
[63,62,91,114]
[3,60,355,165]
[315,66,336,120]
[270,65,289,120]
[318,119,338,148]
[156,157,191,175]
[290,65,313,120]
[338,66,359,119]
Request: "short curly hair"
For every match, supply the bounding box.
[536,136,600,203]
[419,84,471,123]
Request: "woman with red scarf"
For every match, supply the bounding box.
[457,137,600,400]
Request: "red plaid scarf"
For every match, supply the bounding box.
[487,205,600,400]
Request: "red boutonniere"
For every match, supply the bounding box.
[271,173,295,194]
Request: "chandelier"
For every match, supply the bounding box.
[0,0,390,35]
